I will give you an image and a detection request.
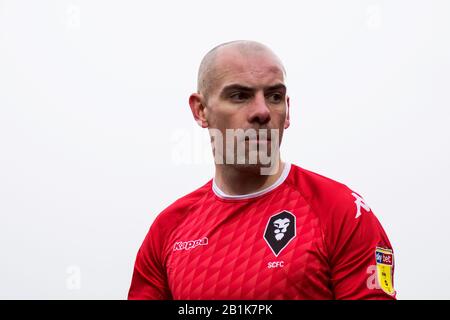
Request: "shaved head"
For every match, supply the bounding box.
[188,40,291,175]
[197,40,286,103]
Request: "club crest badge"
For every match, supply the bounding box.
[264,210,296,256]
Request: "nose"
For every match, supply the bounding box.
[247,92,271,125]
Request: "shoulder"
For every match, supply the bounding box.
[287,164,388,257]
[150,179,213,233]
[286,164,365,223]
[133,180,212,272]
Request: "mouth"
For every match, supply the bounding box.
[244,136,271,142]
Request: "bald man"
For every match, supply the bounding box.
[128,40,396,300]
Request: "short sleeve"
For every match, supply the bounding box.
[128,219,172,300]
[326,191,396,300]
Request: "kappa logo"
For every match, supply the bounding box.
[264,211,296,257]
[352,192,371,218]
[173,237,208,251]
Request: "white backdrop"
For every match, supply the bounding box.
[0,0,449,299]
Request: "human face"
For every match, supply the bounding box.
[204,49,290,166]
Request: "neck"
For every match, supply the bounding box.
[213,157,285,196]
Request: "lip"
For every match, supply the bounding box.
[242,134,272,143]
[245,138,271,142]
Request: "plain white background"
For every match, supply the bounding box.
[0,0,449,299]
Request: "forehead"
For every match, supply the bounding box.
[212,49,286,92]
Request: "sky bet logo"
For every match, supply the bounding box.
[376,250,393,266]
[173,237,208,251]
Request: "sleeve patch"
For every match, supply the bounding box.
[375,247,395,296]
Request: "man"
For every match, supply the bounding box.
[128,40,396,299]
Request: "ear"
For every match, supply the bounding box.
[284,96,290,129]
[189,93,209,128]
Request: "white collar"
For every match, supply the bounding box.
[212,163,291,200]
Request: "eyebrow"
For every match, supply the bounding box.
[220,83,287,96]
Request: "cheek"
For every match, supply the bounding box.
[273,110,288,141]
[208,107,241,130]
[273,108,288,126]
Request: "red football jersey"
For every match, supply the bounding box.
[128,163,396,300]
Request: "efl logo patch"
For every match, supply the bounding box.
[264,210,296,257]
[375,247,395,296]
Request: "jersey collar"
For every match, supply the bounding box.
[212,162,292,200]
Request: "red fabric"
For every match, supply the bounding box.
[128,164,396,300]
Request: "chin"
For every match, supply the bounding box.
[234,152,279,170]
[231,163,263,175]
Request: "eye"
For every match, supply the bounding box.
[267,93,283,104]
[229,92,249,102]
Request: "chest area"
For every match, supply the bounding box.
[165,194,329,299]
